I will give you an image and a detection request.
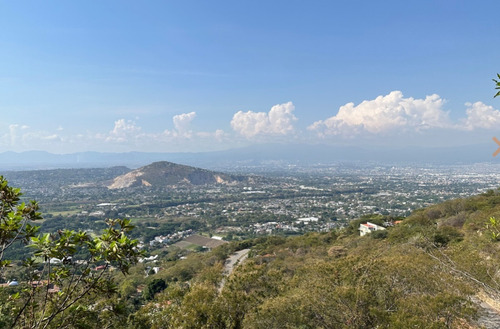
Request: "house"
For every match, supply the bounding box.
[30,280,60,293]
[296,217,319,225]
[359,222,386,236]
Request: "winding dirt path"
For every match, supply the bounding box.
[219,248,250,291]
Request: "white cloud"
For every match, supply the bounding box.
[308,91,450,136]
[215,129,225,141]
[106,119,143,142]
[231,102,297,138]
[95,114,227,151]
[42,134,61,141]
[0,124,65,150]
[6,94,499,153]
[173,112,196,137]
[8,124,29,145]
[460,101,500,130]
[196,129,227,142]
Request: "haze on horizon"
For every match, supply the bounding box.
[1,1,500,155]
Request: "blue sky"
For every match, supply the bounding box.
[1,1,500,153]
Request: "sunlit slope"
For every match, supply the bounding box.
[108,161,247,189]
[134,189,500,328]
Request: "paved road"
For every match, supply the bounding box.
[219,248,250,291]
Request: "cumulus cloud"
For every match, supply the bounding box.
[460,101,500,130]
[1,111,227,152]
[173,112,196,137]
[105,119,143,142]
[0,124,65,150]
[96,113,226,151]
[196,129,227,142]
[215,129,225,141]
[308,91,450,136]
[9,94,500,153]
[8,124,29,145]
[231,102,297,138]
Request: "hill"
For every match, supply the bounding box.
[3,166,131,191]
[125,189,500,328]
[107,161,247,189]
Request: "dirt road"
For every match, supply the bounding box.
[219,248,250,291]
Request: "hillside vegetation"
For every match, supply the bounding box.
[127,189,500,329]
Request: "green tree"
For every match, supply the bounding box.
[0,176,42,274]
[0,176,143,328]
[143,278,167,300]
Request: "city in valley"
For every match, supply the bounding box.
[4,161,500,252]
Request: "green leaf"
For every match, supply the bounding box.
[9,292,20,300]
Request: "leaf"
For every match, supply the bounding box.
[9,292,20,300]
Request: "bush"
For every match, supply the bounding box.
[143,279,167,300]
[433,226,463,246]
[371,230,388,240]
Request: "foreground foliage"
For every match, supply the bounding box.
[0,176,142,328]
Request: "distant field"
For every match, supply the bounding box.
[47,210,81,216]
[173,241,193,249]
[184,234,227,249]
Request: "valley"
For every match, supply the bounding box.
[3,161,500,251]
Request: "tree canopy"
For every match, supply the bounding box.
[0,176,142,328]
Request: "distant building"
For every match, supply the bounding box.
[89,210,105,217]
[296,217,319,224]
[359,222,386,236]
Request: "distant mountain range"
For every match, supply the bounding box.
[0,143,498,171]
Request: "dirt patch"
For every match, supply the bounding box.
[184,234,227,249]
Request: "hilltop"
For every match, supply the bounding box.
[107,161,248,189]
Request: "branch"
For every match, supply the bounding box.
[422,241,500,299]
[41,263,109,329]
[34,261,52,329]
[0,214,30,263]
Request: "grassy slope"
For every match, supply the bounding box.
[131,189,500,328]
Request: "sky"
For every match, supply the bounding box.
[1,1,500,154]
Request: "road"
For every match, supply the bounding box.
[219,248,250,291]
[474,295,500,329]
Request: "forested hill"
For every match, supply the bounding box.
[127,189,500,328]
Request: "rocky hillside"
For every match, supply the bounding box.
[108,161,246,189]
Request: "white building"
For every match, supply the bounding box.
[297,217,319,223]
[359,222,386,236]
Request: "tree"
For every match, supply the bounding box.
[0,176,42,272]
[0,176,143,328]
[143,278,167,301]
[494,73,500,98]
